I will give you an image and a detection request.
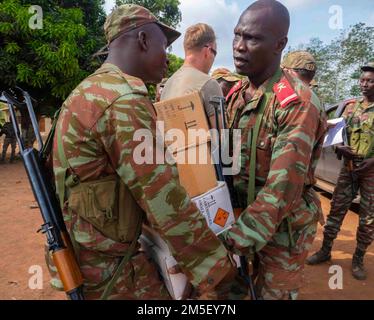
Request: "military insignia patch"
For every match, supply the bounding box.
[273,78,299,108]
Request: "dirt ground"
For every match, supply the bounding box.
[0,161,373,300]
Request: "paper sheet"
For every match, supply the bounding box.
[323,118,346,148]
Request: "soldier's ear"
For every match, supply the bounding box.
[137,31,149,52]
[275,36,288,55]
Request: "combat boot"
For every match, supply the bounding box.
[306,238,332,265]
[352,248,367,281]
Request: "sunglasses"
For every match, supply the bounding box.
[204,45,217,57]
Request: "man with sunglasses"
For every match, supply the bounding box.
[307,61,374,281]
[161,23,223,128]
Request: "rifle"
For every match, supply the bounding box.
[3,87,84,300]
[210,96,226,182]
[210,96,257,300]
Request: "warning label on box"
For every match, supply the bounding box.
[192,182,235,235]
[214,208,230,228]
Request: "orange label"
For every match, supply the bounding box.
[214,208,229,228]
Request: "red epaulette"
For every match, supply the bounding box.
[226,80,242,102]
[273,77,299,108]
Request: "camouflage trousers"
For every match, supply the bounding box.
[1,137,16,161]
[323,163,374,250]
[254,189,321,300]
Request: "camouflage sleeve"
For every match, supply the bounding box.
[93,93,233,293]
[220,100,323,256]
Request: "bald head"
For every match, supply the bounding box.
[244,0,290,38]
[233,0,290,86]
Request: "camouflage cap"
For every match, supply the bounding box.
[211,68,242,82]
[104,4,181,46]
[361,61,374,72]
[281,51,317,72]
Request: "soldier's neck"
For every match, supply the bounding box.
[249,63,280,89]
[363,95,374,104]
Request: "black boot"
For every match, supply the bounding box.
[306,238,333,265]
[352,247,367,281]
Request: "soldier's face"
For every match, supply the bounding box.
[360,71,374,98]
[233,10,286,78]
[143,26,169,84]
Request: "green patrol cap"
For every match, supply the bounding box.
[361,61,374,72]
[281,51,317,72]
[104,4,181,46]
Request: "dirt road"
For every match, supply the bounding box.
[0,162,373,300]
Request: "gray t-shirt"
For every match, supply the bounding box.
[160,66,223,117]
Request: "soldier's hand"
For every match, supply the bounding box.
[335,145,357,160]
[354,158,374,174]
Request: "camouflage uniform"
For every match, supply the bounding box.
[220,68,327,300]
[322,98,374,250]
[51,5,240,300]
[1,122,17,163]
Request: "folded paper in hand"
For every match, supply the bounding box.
[323,118,346,148]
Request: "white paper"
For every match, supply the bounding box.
[323,118,346,148]
[192,182,235,235]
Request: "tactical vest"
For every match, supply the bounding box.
[347,100,374,159]
[54,118,143,246]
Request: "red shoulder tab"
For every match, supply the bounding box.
[273,77,299,108]
[226,80,242,101]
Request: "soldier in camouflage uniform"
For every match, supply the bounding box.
[0,121,17,163]
[307,61,374,281]
[52,4,240,300]
[281,51,317,87]
[218,0,327,300]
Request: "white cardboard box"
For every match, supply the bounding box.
[140,229,188,300]
[140,182,235,300]
[192,181,235,235]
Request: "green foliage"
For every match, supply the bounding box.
[166,53,184,77]
[0,0,106,116]
[286,23,374,107]
[115,0,181,28]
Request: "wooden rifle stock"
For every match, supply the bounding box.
[3,88,84,300]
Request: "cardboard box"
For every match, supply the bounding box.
[192,181,235,235]
[155,92,211,150]
[139,182,236,299]
[140,226,188,300]
[174,142,217,198]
